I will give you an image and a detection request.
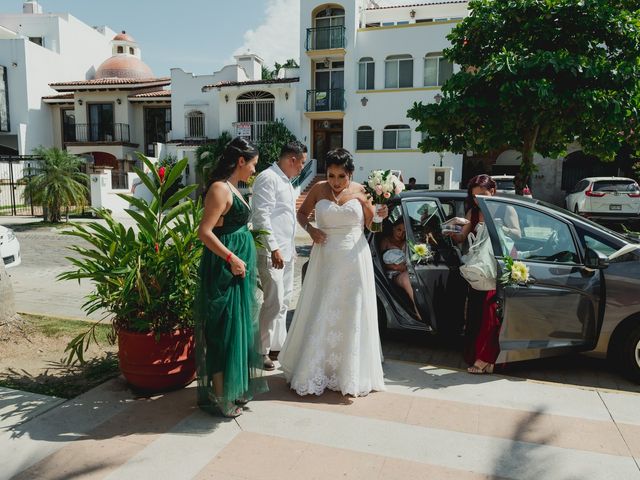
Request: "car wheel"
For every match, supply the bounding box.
[377,300,388,339]
[619,322,640,383]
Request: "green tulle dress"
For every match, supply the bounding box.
[195,189,267,413]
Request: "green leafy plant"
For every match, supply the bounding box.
[195,131,232,180]
[58,154,203,364]
[408,0,640,193]
[24,147,89,222]
[256,120,296,172]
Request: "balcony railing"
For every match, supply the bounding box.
[305,89,345,112]
[306,25,346,51]
[73,123,131,143]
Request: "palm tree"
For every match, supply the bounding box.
[24,147,89,223]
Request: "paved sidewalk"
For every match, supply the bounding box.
[2,359,640,480]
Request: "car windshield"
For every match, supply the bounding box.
[593,180,640,193]
[495,179,515,190]
[537,199,639,244]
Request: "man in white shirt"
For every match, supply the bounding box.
[251,141,307,370]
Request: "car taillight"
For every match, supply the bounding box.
[585,185,605,197]
[523,187,531,195]
[628,192,640,198]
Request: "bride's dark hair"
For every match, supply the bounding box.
[207,136,258,188]
[325,148,355,174]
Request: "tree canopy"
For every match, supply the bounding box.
[407,0,640,190]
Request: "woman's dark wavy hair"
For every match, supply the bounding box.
[207,136,258,188]
[325,148,355,174]
[465,174,496,211]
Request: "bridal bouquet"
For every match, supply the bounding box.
[409,241,433,264]
[499,256,531,286]
[364,170,405,232]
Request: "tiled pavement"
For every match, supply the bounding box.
[2,359,640,480]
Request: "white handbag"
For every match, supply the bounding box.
[460,223,497,291]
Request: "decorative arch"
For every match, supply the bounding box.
[236,91,275,142]
[185,110,205,139]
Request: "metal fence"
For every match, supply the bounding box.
[0,156,42,216]
[73,123,131,143]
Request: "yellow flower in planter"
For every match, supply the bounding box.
[510,261,530,283]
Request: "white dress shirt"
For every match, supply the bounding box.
[251,163,296,261]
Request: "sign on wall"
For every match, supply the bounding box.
[235,122,251,138]
[0,66,9,132]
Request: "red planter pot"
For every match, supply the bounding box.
[118,328,196,392]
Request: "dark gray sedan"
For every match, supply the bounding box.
[371,191,640,382]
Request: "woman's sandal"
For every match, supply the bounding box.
[467,362,494,374]
[235,397,249,407]
[212,395,243,418]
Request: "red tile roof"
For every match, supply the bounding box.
[367,1,467,9]
[128,90,171,98]
[202,77,299,91]
[49,77,170,91]
[42,93,74,100]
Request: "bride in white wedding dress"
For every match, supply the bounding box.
[278,148,387,397]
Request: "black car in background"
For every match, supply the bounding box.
[370,191,640,382]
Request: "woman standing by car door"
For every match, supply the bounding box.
[447,174,520,374]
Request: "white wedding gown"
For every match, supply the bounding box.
[279,198,386,396]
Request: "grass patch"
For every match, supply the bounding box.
[32,314,113,343]
[0,314,119,399]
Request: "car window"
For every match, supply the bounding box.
[573,226,633,263]
[439,198,466,220]
[593,180,640,193]
[486,201,579,263]
[403,199,445,249]
[572,180,588,193]
[495,179,515,191]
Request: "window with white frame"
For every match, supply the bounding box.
[383,124,411,149]
[356,126,374,150]
[358,57,375,90]
[385,55,413,88]
[236,91,275,142]
[424,52,453,87]
[186,110,205,138]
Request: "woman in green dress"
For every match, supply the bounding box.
[195,137,266,417]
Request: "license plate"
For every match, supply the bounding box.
[609,204,622,210]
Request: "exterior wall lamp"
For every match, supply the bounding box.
[434,93,443,104]
[285,92,289,100]
[323,57,331,68]
[78,99,83,105]
[116,98,122,105]
[225,94,229,103]
[360,96,368,106]
[410,9,416,18]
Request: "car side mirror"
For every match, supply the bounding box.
[584,247,609,269]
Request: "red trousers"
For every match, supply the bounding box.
[474,290,501,364]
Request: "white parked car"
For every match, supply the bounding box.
[565,177,640,221]
[490,174,533,198]
[0,225,21,268]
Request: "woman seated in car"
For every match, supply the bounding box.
[379,217,422,320]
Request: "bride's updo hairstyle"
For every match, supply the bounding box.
[207,136,258,187]
[325,148,355,175]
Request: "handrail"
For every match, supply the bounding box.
[305,25,346,50]
[292,158,314,188]
[305,89,345,112]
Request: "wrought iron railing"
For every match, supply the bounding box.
[292,158,315,188]
[306,25,346,50]
[305,89,345,112]
[73,123,131,143]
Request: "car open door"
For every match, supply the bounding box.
[401,197,467,335]
[477,198,602,363]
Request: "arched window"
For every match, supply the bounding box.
[358,57,375,90]
[117,46,124,54]
[129,47,135,55]
[383,124,411,149]
[236,91,275,142]
[424,52,453,87]
[185,110,205,139]
[311,6,345,50]
[356,126,374,150]
[385,55,413,88]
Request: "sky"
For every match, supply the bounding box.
[26,0,301,76]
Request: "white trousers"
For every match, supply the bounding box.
[257,255,294,355]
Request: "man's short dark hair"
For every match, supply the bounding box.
[280,141,308,158]
[409,177,416,183]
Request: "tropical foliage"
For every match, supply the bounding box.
[195,131,232,180]
[262,58,299,80]
[407,0,640,192]
[24,147,89,222]
[58,154,203,363]
[256,119,297,172]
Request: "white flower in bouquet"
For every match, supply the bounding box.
[510,261,529,283]
[409,242,433,264]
